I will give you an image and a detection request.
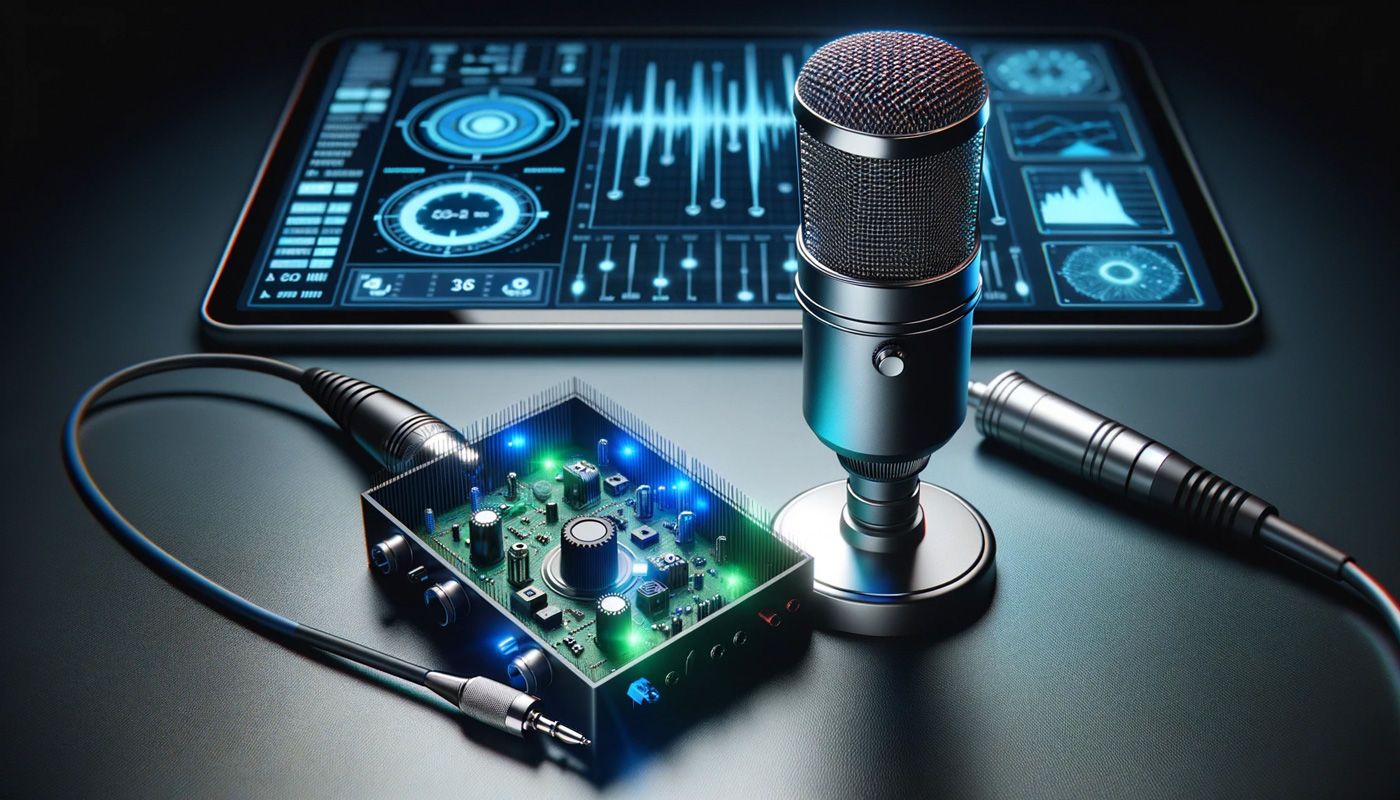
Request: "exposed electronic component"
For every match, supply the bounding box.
[424,507,435,534]
[646,553,688,590]
[715,535,728,565]
[469,509,504,565]
[635,484,654,519]
[604,473,630,497]
[630,525,659,549]
[595,594,631,653]
[627,678,660,706]
[597,438,609,468]
[695,592,727,622]
[655,484,669,513]
[470,486,481,512]
[508,541,532,588]
[511,584,548,617]
[675,510,694,544]
[559,515,619,593]
[562,460,601,509]
[506,471,519,500]
[636,580,668,617]
[451,523,462,543]
[532,479,553,502]
[535,605,564,630]
[361,382,813,754]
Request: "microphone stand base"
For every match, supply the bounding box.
[774,480,995,637]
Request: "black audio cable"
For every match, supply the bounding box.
[62,353,588,747]
[968,371,1400,648]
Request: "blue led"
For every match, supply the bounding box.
[627,677,660,706]
[497,636,519,655]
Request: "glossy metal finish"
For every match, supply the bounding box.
[793,89,990,159]
[774,480,996,636]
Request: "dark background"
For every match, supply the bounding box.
[3,1,1397,797]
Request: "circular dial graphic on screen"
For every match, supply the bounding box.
[1059,244,1183,302]
[401,87,571,163]
[376,172,541,258]
[987,48,1105,97]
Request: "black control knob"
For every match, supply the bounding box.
[559,515,619,592]
[424,580,470,626]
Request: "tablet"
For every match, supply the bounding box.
[201,29,1259,347]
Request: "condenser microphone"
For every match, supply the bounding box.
[774,31,997,637]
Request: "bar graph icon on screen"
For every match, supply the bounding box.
[1024,166,1171,234]
[590,42,808,228]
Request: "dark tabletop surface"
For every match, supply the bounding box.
[3,1,1397,797]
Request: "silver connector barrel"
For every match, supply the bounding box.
[969,371,1275,542]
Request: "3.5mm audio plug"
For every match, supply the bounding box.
[968,370,1400,646]
[425,672,590,746]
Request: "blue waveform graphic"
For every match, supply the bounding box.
[594,43,802,227]
[1039,169,1137,226]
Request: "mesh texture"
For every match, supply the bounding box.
[798,127,983,280]
[795,31,986,136]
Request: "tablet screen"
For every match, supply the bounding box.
[205,32,1256,340]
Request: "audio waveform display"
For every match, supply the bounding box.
[1040,169,1136,225]
[232,34,1225,318]
[1025,166,1171,234]
[591,43,804,228]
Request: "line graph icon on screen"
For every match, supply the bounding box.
[999,104,1142,160]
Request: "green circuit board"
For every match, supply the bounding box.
[418,457,757,681]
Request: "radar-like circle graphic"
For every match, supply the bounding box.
[988,48,1103,97]
[376,172,540,258]
[1060,244,1183,302]
[402,87,570,163]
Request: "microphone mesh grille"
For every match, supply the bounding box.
[795,31,986,136]
[797,128,983,281]
[795,31,986,282]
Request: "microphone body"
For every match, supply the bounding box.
[776,31,999,635]
[793,31,989,537]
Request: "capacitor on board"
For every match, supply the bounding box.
[675,510,694,545]
[469,509,504,565]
